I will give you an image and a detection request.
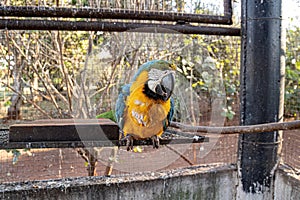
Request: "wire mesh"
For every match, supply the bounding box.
[0,137,238,183]
[280,0,300,173]
[0,29,241,182]
[282,130,300,171]
[0,149,87,183]
[0,0,226,16]
[0,0,237,33]
[0,0,299,184]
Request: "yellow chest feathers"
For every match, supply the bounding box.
[123,72,171,139]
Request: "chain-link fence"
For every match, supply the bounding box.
[0,0,299,184]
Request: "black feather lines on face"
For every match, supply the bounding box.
[143,83,161,101]
[143,83,168,101]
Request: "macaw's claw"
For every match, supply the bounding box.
[126,135,134,151]
[118,133,134,151]
[151,135,160,149]
[118,130,125,148]
[119,134,134,151]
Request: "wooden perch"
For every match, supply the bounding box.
[170,120,300,134]
[1,119,208,149]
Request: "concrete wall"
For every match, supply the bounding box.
[1,164,299,200]
[275,167,300,200]
[1,164,237,200]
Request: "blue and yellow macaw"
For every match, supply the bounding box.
[115,60,176,151]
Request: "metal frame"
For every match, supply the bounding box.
[238,0,284,196]
[0,6,232,24]
[0,0,239,35]
[0,0,232,24]
[0,19,240,36]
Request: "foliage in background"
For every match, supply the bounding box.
[285,27,300,119]
[0,0,299,123]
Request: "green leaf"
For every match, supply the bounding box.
[11,149,21,165]
[296,61,300,70]
[4,100,11,107]
[221,106,236,120]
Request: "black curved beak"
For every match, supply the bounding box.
[156,73,175,101]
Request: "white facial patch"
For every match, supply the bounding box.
[131,110,147,126]
[148,69,175,93]
[148,68,175,81]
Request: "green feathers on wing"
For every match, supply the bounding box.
[96,110,117,122]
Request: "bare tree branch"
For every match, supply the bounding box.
[20,78,51,101]
[56,31,73,113]
[165,145,194,166]
[32,62,62,118]
[1,81,53,119]
[76,148,98,176]
[170,120,300,134]
[38,60,69,105]
[7,33,26,58]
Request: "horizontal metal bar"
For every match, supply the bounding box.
[0,6,232,24]
[0,137,208,149]
[0,19,241,36]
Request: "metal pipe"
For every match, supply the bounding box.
[238,0,284,198]
[223,0,233,17]
[0,4,232,24]
[0,19,240,36]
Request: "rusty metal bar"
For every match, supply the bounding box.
[0,19,240,36]
[0,3,233,24]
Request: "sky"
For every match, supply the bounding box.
[282,0,300,26]
[231,0,300,27]
[282,0,300,17]
[185,0,299,25]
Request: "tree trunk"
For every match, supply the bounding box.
[7,53,22,120]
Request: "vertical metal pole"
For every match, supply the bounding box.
[238,0,285,199]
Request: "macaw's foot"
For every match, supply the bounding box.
[151,135,160,149]
[120,134,134,151]
[118,130,124,148]
[119,134,136,151]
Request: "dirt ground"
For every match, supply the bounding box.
[0,130,298,183]
[0,133,238,183]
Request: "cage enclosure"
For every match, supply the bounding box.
[0,0,299,199]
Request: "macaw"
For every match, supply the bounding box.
[115,60,176,151]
